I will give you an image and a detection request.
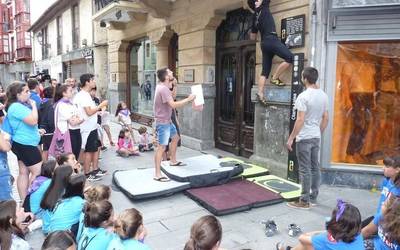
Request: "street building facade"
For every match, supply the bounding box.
[28,0,101,89]
[0,0,32,86]
[24,0,400,188]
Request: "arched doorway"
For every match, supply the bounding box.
[215,8,256,158]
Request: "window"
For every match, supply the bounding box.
[145,43,150,58]
[331,42,400,166]
[332,0,400,8]
[71,4,79,49]
[41,26,48,59]
[56,16,62,54]
[10,37,14,60]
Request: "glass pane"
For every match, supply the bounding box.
[243,50,255,125]
[332,42,400,166]
[219,53,236,122]
[130,39,157,117]
[332,0,400,8]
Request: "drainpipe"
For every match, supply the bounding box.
[310,1,317,67]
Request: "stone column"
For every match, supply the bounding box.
[170,13,224,150]
[107,40,130,114]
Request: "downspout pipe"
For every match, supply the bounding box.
[310,0,317,67]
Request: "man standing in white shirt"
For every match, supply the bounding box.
[73,74,108,181]
[286,67,329,209]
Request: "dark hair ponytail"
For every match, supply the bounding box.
[184,215,222,250]
[84,200,113,228]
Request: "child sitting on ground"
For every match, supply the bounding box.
[362,156,400,227]
[108,208,151,250]
[47,174,85,235]
[184,215,223,250]
[138,126,153,152]
[56,153,82,174]
[362,196,400,250]
[115,101,135,141]
[23,160,56,218]
[77,185,112,241]
[77,200,115,250]
[42,230,76,250]
[117,128,139,157]
[276,200,364,250]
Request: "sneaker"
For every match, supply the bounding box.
[310,199,318,207]
[286,200,310,210]
[262,220,278,237]
[287,223,302,237]
[101,146,107,151]
[86,173,102,182]
[93,168,107,176]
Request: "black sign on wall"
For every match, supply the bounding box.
[287,53,305,183]
[281,14,306,49]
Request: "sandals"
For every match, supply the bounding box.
[271,78,286,86]
[256,93,268,106]
[153,176,170,182]
[170,161,186,166]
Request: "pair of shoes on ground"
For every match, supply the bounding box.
[86,168,107,182]
[286,199,317,210]
[263,220,302,238]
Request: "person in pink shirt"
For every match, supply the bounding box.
[153,68,195,181]
[117,128,139,157]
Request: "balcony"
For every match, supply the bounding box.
[16,47,31,61]
[93,0,173,29]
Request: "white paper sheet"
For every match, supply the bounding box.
[191,84,204,106]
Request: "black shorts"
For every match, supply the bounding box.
[261,35,294,77]
[42,134,53,151]
[84,130,100,153]
[11,141,42,166]
[69,129,82,160]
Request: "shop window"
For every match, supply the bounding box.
[332,42,400,166]
[129,38,157,117]
[332,0,400,8]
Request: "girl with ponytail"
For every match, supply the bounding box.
[77,200,115,250]
[184,215,223,250]
[107,208,151,250]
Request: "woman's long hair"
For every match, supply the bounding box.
[54,84,70,103]
[40,165,73,211]
[381,197,400,244]
[63,174,86,199]
[5,82,27,111]
[115,102,124,117]
[0,200,25,250]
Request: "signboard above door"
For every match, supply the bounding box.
[332,0,400,8]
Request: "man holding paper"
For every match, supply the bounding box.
[153,68,195,182]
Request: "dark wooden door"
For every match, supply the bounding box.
[215,43,255,157]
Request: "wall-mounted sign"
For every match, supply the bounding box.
[184,69,195,82]
[287,53,305,183]
[281,14,305,49]
[332,0,400,8]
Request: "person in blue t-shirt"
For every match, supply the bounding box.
[107,208,151,250]
[24,160,56,217]
[40,165,73,234]
[48,174,85,234]
[277,200,364,250]
[362,156,400,228]
[363,197,400,250]
[27,78,42,107]
[0,129,12,201]
[5,82,44,201]
[77,185,112,242]
[78,200,115,250]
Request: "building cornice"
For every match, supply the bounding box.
[28,0,80,33]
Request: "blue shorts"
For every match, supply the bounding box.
[0,158,12,201]
[156,123,178,146]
